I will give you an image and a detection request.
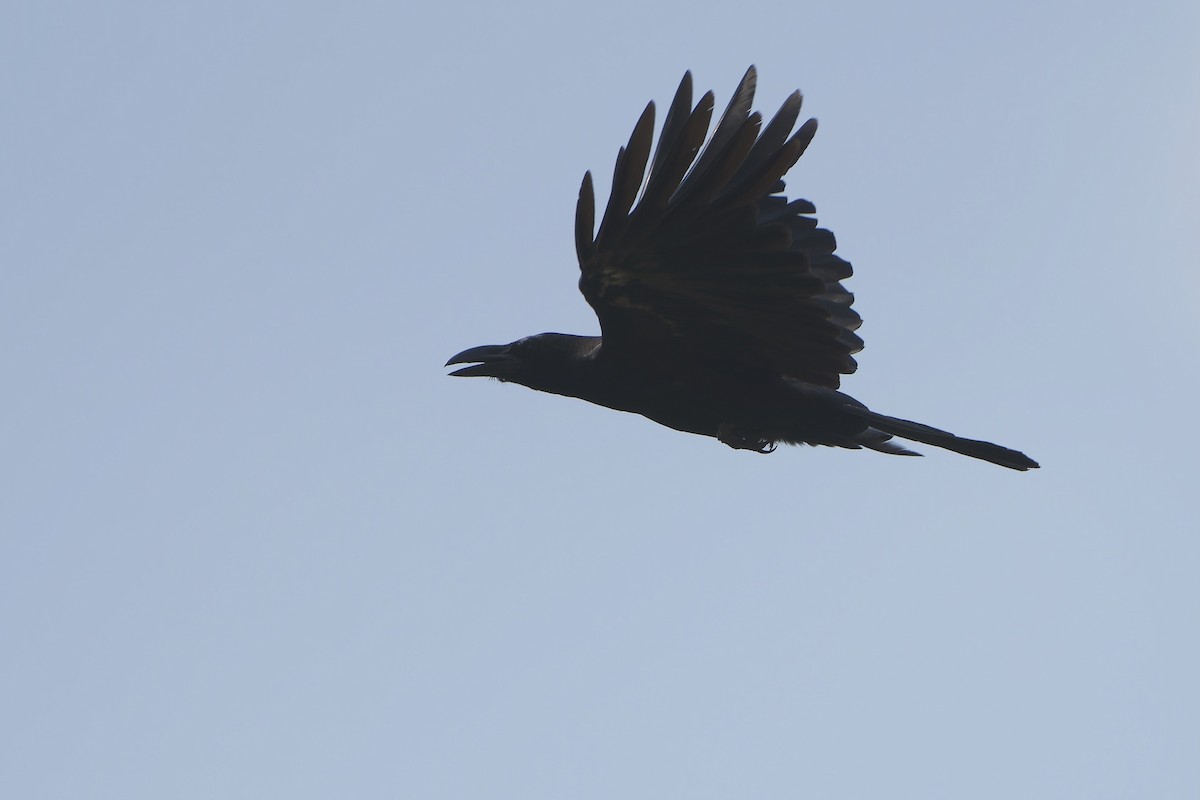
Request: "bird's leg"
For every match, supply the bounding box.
[717,423,778,454]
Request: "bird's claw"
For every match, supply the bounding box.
[718,424,777,454]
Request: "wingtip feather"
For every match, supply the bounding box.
[575,171,596,264]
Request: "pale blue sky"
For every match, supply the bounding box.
[3,1,1198,798]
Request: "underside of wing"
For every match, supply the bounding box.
[575,67,862,388]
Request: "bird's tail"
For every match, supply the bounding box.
[847,408,1040,471]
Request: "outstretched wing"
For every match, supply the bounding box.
[574,67,862,388]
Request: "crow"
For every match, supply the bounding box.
[446,67,1039,471]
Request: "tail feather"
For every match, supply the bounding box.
[855,427,923,457]
[848,409,1040,471]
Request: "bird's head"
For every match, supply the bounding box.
[445,333,599,394]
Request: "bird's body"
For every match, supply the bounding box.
[447,68,1039,471]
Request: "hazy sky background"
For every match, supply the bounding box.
[3,1,1198,798]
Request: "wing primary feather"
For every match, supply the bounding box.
[789,118,819,159]
[740,91,803,177]
[626,89,714,245]
[677,66,757,197]
[670,111,762,212]
[575,171,596,264]
[645,72,694,194]
[639,92,714,210]
[719,118,818,208]
[596,101,655,251]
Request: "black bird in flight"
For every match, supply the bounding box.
[447,68,1039,470]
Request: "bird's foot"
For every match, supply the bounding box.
[717,423,777,454]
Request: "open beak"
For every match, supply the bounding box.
[445,344,514,378]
